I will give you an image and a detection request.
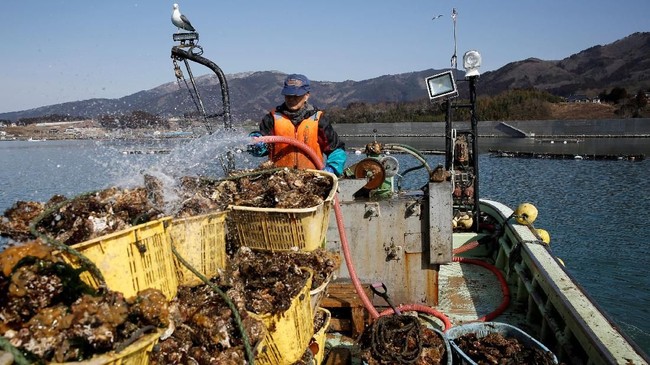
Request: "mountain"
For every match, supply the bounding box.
[1,32,649,122]
[478,32,650,97]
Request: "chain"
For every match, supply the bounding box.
[171,56,205,122]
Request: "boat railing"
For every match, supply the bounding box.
[481,199,648,365]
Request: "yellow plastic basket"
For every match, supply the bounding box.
[312,307,331,365]
[52,328,164,365]
[310,273,332,315]
[253,269,314,365]
[228,170,337,252]
[169,211,228,287]
[63,217,178,300]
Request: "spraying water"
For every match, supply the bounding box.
[97,128,260,215]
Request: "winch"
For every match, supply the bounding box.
[342,141,399,198]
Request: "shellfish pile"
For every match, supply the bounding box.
[0,187,164,246]
[454,332,558,364]
[0,241,169,363]
[0,166,339,363]
[173,163,333,217]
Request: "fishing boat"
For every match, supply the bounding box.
[1,21,647,365]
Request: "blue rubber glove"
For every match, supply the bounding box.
[324,148,346,176]
[247,131,268,157]
[323,165,336,175]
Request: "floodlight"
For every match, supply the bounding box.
[463,50,481,78]
[425,70,458,101]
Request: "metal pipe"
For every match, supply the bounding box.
[171,45,234,172]
[171,46,232,130]
[469,76,480,231]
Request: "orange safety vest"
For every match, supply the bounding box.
[270,110,324,169]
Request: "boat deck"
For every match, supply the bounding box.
[438,260,528,329]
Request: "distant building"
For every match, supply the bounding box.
[567,94,590,103]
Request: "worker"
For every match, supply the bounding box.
[248,74,346,176]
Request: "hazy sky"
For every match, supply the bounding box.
[1,1,648,113]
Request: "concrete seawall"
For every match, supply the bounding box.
[334,118,650,138]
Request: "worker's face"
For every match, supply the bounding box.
[284,93,309,111]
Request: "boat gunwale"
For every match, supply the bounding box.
[480,198,649,364]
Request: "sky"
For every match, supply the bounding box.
[1,1,648,114]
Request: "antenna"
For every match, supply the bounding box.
[451,8,458,69]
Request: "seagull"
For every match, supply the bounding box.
[172,3,196,32]
[432,14,443,20]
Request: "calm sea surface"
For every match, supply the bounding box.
[1,134,649,355]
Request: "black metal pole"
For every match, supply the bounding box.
[444,99,453,170]
[468,76,480,231]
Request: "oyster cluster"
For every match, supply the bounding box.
[150,246,340,364]
[0,241,169,363]
[174,164,334,217]
[454,332,558,364]
[149,284,266,365]
[0,187,164,246]
[224,247,318,314]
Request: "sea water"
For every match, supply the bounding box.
[0,134,648,355]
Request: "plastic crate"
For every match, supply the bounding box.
[169,211,227,287]
[253,269,314,365]
[62,217,178,300]
[445,322,558,365]
[310,273,332,315]
[52,328,164,365]
[228,169,337,252]
[311,307,331,365]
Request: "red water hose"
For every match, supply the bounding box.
[453,257,511,322]
[451,241,511,322]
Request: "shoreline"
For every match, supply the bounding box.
[3,118,650,142]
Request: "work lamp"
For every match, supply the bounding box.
[425,70,458,101]
[463,50,481,78]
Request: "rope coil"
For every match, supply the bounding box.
[370,315,422,363]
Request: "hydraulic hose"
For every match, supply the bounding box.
[385,143,433,175]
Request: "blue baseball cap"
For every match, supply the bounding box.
[281,74,311,96]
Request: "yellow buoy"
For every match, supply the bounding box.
[458,215,473,230]
[536,228,550,245]
[514,203,538,225]
[452,214,473,230]
[557,257,565,267]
